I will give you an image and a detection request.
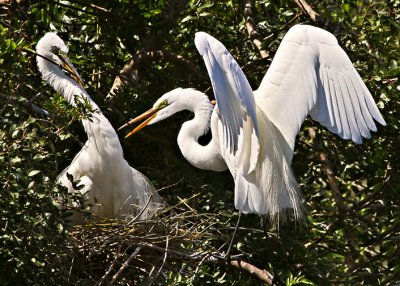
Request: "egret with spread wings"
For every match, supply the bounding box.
[36,33,163,222]
[120,25,385,222]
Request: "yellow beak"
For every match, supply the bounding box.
[59,52,85,88]
[118,107,161,138]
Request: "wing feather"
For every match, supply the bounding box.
[338,72,359,141]
[319,68,334,128]
[349,72,376,132]
[343,74,370,139]
[255,24,385,149]
[195,32,258,154]
[330,71,345,136]
[195,32,260,173]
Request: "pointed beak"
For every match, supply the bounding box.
[58,52,85,88]
[118,107,161,138]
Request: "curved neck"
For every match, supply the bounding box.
[37,58,99,110]
[37,58,121,156]
[177,90,227,172]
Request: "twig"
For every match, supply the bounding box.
[230,260,273,285]
[98,246,122,286]
[148,236,169,285]
[108,246,142,286]
[307,129,348,216]
[293,0,325,25]
[156,179,183,193]
[177,195,197,213]
[127,194,153,225]
[90,3,110,13]
[0,0,22,4]
[243,0,269,59]
[359,0,375,28]
[0,92,49,117]
[225,211,242,263]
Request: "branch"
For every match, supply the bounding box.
[138,242,275,285]
[0,92,49,117]
[106,50,202,102]
[108,246,142,286]
[98,246,123,286]
[293,0,325,25]
[0,0,23,4]
[148,236,169,285]
[243,0,269,59]
[308,130,345,215]
[308,128,358,259]
[231,260,273,285]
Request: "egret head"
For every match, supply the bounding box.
[36,33,84,87]
[36,33,68,64]
[119,88,213,138]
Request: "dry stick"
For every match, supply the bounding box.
[293,0,325,25]
[127,194,154,225]
[0,0,23,4]
[243,0,269,59]
[90,3,110,13]
[108,246,142,286]
[98,246,123,286]
[225,211,242,263]
[231,260,273,285]
[105,56,138,102]
[140,241,274,284]
[148,236,169,285]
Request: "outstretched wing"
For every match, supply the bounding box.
[256,24,386,150]
[195,32,259,173]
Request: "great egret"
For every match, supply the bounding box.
[36,33,163,222]
[120,25,385,222]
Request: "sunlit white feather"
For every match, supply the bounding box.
[128,25,385,222]
[36,33,164,222]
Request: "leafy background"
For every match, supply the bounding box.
[0,0,399,285]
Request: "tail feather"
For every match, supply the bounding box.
[233,111,303,224]
[128,168,165,220]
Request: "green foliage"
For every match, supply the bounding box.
[0,0,399,285]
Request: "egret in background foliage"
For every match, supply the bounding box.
[120,25,385,222]
[36,33,164,222]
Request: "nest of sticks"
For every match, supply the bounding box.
[67,194,274,285]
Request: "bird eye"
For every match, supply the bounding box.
[158,100,168,108]
[51,46,61,55]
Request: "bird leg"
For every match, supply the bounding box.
[225,210,242,263]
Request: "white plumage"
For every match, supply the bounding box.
[36,33,163,222]
[121,25,385,222]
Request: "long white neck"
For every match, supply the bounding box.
[37,58,99,110]
[177,90,227,172]
[37,58,123,157]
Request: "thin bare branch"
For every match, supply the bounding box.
[148,236,169,285]
[231,260,274,285]
[0,92,49,117]
[293,0,325,25]
[243,0,269,59]
[108,246,142,286]
[106,50,202,102]
[0,0,23,4]
[89,3,110,13]
[97,246,122,286]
